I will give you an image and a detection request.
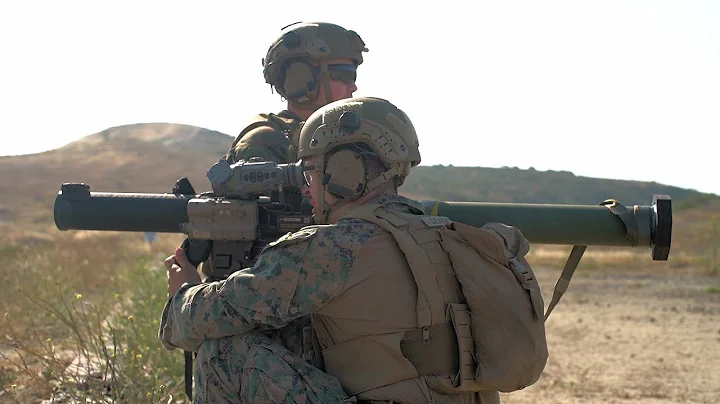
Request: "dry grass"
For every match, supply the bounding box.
[526,244,710,274]
[0,230,188,403]
[1,228,182,333]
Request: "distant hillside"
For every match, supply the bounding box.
[0,123,234,228]
[0,122,717,233]
[402,165,702,206]
[60,122,231,156]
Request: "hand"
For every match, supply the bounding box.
[164,247,202,298]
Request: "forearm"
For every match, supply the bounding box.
[158,280,257,352]
[157,230,352,352]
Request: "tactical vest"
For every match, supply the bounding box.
[318,201,548,397]
[226,110,303,164]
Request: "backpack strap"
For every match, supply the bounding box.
[342,204,446,336]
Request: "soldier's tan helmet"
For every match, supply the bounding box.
[262,22,368,104]
[297,97,421,187]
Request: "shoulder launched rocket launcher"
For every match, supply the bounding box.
[54,158,671,400]
[53,159,672,261]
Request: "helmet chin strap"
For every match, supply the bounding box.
[318,61,334,106]
[286,60,334,111]
[314,190,333,225]
[314,162,402,225]
[312,159,335,225]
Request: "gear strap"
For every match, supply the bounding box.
[184,351,194,400]
[543,245,587,321]
[543,198,639,321]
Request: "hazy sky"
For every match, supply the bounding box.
[1,1,718,195]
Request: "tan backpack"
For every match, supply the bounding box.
[343,203,548,393]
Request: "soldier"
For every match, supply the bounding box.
[199,20,368,283]
[225,21,368,165]
[160,97,525,403]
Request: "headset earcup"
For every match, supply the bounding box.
[282,61,319,103]
[324,149,367,201]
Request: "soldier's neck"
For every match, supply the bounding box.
[327,187,398,223]
[287,103,315,121]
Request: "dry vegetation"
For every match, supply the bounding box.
[0,229,189,403]
[1,123,719,403]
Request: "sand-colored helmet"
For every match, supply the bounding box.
[262,22,368,105]
[297,96,420,215]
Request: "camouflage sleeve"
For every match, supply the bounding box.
[226,126,293,164]
[158,222,378,352]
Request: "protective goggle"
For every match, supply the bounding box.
[324,63,357,84]
[300,163,317,186]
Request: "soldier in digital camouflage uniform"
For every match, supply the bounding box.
[161,97,502,403]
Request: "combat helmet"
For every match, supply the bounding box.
[262,22,368,106]
[297,97,421,222]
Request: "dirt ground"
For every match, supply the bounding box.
[499,265,720,404]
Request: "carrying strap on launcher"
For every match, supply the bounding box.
[543,198,640,321]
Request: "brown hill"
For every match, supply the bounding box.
[0,123,234,230]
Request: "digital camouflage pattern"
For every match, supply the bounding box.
[192,331,349,403]
[159,193,423,403]
[225,110,303,165]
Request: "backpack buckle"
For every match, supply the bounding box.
[422,326,430,344]
[509,257,534,283]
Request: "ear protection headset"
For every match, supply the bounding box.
[320,111,373,202]
[279,59,321,104]
[323,148,368,201]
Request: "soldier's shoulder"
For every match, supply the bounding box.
[244,110,300,132]
[329,218,382,241]
[237,111,289,137]
[237,124,290,145]
[308,222,382,271]
[267,226,321,249]
[271,110,303,127]
[267,221,380,254]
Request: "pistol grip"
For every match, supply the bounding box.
[181,238,213,267]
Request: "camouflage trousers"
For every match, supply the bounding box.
[193,331,351,404]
